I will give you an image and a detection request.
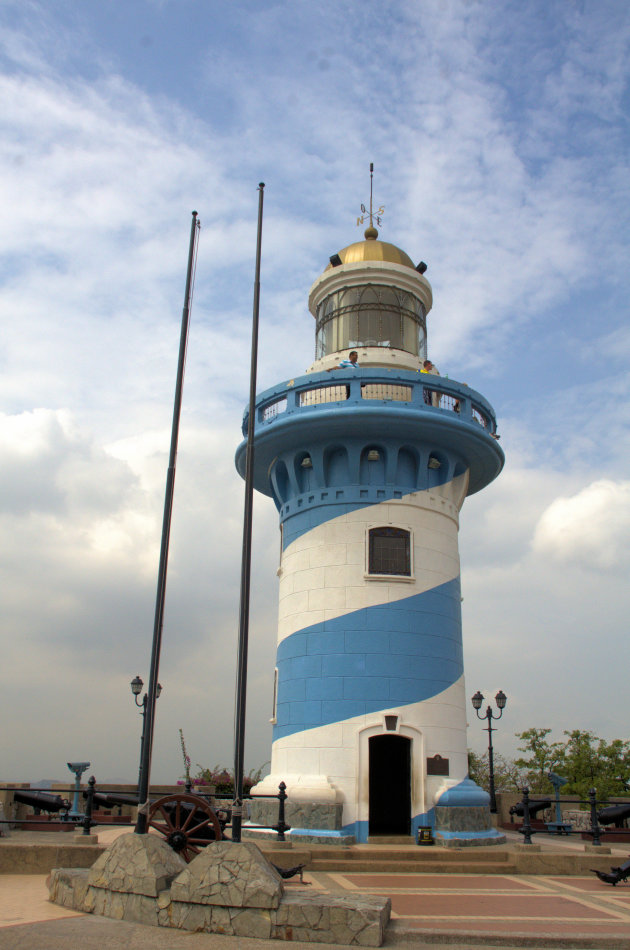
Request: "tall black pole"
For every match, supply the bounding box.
[137,698,147,791]
[135,211,200,834]
[486,715,497,814]
[232,183,265,843]
[472,690,506,816]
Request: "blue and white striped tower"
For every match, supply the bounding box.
[236,223,504,844]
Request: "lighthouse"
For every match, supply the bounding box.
[236,198,504,845]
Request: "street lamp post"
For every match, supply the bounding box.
[131,676,162,794]
[471,689,507,814]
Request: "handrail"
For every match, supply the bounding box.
[243,368,498,437]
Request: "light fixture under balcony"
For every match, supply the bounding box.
[367,449,380,461]
[428,456,441,469]
[300,456,313,468]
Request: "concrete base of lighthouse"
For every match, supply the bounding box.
[247,774,355,845]
[247,774,506,847]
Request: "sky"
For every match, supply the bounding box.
[0,0,629,787]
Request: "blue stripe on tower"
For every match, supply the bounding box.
[281,490,409,549]
[273,576,462,742]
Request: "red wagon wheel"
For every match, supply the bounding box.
[147,793,222,863]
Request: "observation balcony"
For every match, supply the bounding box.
[236,368,504,500]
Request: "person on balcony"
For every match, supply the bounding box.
[327,350,359,371]
[421,359,440,406]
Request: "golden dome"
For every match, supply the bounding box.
[328,229,416,271]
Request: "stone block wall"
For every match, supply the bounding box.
[47,834,390,946]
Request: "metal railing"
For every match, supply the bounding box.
[300,384,349,406]
[0,780,291,843]
[262,397,288,421]
[244,368,499,438]
[510,788,629,846]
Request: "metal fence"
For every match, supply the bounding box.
[0,780,291,843]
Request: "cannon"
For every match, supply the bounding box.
[509,799,551,820]
[597,803,630,829]
[146,794,228,862]
[13,789,70,816]
[83,787,229,862]
[89,791,140,812]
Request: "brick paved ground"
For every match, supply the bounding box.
[2,827,630,949]
[320,870,630,946]
[2,868,630,949]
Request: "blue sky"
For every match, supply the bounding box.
[0,0,629,785]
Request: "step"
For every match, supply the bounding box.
[367,835,416,845]
[310,859,517,874]
[307,847,512,864]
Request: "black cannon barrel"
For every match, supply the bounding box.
[598,803,630,828]
[86,791,139,810]
[510,799,551,819]
[13,790,70,813]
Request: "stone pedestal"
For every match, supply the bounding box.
[87,832,185,896]
[72,832,98,844]
[170,842,283,908]
[48,836,390,945]
[434,779,506,847]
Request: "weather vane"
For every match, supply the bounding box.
[357,162,384,231]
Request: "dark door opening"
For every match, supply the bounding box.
[369,734,411,835]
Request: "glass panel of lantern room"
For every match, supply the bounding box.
[315,300,327,358]
[322,316,334,357]
[335,312,350,351]
[357,287,381,346]
[401,314,420,355]
[418,323,427,360]
[381,310,404,350]
[342,288,360,349]
[417,300,427,359]
[394,289,409,350]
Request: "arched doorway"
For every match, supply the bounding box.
[368,734,411,835]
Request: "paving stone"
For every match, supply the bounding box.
[170,841,283,908]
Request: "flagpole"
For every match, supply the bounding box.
[135,210,200,834]
[232,183,265,843]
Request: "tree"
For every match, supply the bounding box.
[513,727,630,803]
[468,750,523,793]
[514,728,564,793]
[557,731,630,802]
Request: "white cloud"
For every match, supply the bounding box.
[0,0,629,784]
[532,479,630,572]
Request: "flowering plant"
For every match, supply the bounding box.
[193,764,268,795]
[177,731,268,793]
[179,728,191,787]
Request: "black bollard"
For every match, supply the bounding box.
[82,776,95,836]
[588,788,602,847]
[272,782,291,842]
[519,787,534,845]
